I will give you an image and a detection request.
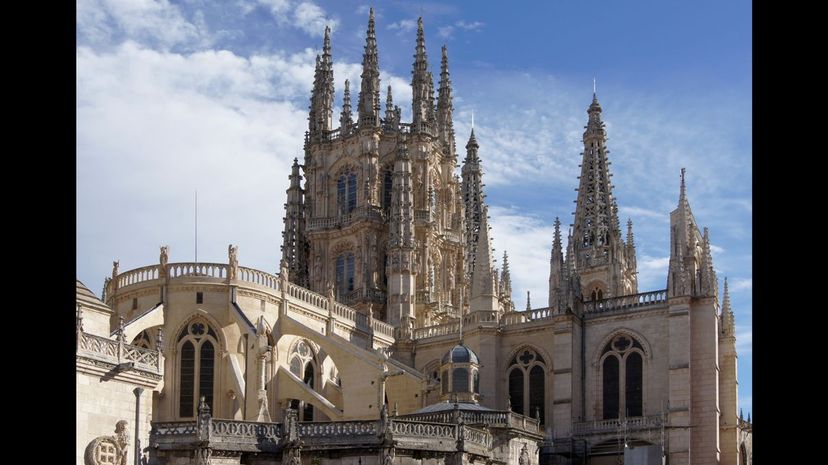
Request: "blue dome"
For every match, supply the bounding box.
[442,344,479,364]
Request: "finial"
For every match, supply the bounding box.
[680,167,686,200]
[593,76,596,96]
[526,291,531,311]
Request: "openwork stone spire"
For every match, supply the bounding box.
[308,26,334,139]
[411,17,436,132]
[437,45,456,161]
[470,205,498,312]
[461,128,484,277]
[384,85,400,129]
[282,158,307,286]
[548,217,565,310]
[570,91,636,298]
[358,8,381,128]
[340,79,353,132]
[500,251,513,311]
[721,277,735,337]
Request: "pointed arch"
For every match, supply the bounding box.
[592,328,652,366]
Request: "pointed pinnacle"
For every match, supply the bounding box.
[368,8,375,36]
[627,218,635,247]
[526,291,531,311]
[680,168,687,202]
[722,276,732,314]
[323,25,331,53]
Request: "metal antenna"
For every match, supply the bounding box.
[195,189,198,262]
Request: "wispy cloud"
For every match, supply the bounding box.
[437,19,485,39]
[387,19,417,34]
[77,0,211,50]
[730,277,752,292]
[245,0,338,37]
[455,20,484,31]
[637,255,670,291]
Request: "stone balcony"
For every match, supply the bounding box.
[572,415,664,436]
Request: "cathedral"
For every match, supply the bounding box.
[76,10,752,465]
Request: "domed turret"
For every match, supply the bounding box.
[438,343,480,403]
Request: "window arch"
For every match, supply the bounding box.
[600,333,645,420]
[177,318,219,418]
[337,171,358,215]
[382,168,393,213]
[506,347,546,424]
[335,252,355,298]
[288,339,318,422]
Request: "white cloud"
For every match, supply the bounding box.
[455,20,484,31]
[246,0,338,37]
[730,277,752,292]
[488,205,556,309]
[294,2,338,37]
[637,255,670,291]
[387,19,417,33]
[437,26,454,39]
[77,0,210,49]
[735,326,752,355]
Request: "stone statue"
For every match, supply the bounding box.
[111,260,119,280]
[228,244,238,279]
[114,420,129,465]
[327,281,335,302]
[280,258,289,281]
[383,447,395,465]
[159,245,168,267]
[519,444,530,465]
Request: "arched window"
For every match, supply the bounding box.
[472,369,480,394]
[529,365,545,423]
[337,172,358,215]
[602,356,619,420]
[452,367,469,392]
[288,339,318,422]
[509,368,524,415]
[177,319,219,418]
[507,348,546,423]
[335,252,355,298]
[601,333,645,420]
[626,352,643,417]
[382,169,393,212]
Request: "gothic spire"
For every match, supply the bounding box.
[340,79,353,132]
[721,277,735,337]
[626,219,635,248]
[437,45,456,161]
[411,17,435,132]
[668,169,699,297]
[500,251,512,300]
[462,128,484,277]
[308,27,334,139]
[281,158,308,286]
[358,8,381,128]
[470,205,498,311]
[570,91,629,297]
[549,217,565,310]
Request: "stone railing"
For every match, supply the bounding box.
[211,419,282,445]
[400,410,540,435]
[412,320,459,339]
[167,262,228,279]
[77,331,162,373]
[462,425,493,449]
[286,282,328,310]
[465,310,498,325]
[440,230,462,243]
[151,421,199,438]
[237,266,280,291]
[415,290,434,304]
[298,420,377,438]
[414,209,433,223]
[572,415,663,435]
[307,205,385,232]
[117,265,160,288]
[390,420,455,439]
[583,290,668,315]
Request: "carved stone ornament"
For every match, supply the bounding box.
[84,420,129,465]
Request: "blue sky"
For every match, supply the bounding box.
[76,0,751,417]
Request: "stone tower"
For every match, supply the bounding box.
[283,11,470,331]
[564,92,638,301]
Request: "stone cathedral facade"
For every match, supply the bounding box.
[76,10,752,465]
